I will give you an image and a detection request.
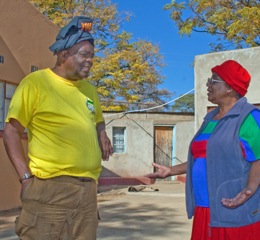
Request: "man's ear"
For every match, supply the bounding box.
[56,50,68,65]
[61,50,68,59]
[57,50,69,64]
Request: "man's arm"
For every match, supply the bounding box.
[96,122,113,161]
[3,118,31,180]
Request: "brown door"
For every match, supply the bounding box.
[154,126,173,181]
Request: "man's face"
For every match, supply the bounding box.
[64,40,94,80]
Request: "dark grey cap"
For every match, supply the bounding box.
[49,16,94,53]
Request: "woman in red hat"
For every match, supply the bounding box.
[146,60,260,240]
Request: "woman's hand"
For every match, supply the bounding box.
[222,160,260,208]
[221,187,254,208]
[145,163,172,179]
[145,162,187,180]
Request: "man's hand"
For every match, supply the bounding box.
[96,122,113,161]
[20,177,34,198]
[98,130,113,161]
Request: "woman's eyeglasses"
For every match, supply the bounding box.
[207,78,225,85]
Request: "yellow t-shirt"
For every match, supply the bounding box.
[6,68,104,181]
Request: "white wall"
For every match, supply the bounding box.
[175,121,194,163]
[194,47,260,130]
[102,112,194,177]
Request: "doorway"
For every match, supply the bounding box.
[154,126,174,181]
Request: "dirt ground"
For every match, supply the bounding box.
[0,181,192,240]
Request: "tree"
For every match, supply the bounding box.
[29,0,172,111]
[164,0,260,51]
[92,33,172,111]
[171,94,194,112]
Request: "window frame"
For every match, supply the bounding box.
[31,65,39,72]
[0,55,4,64]
[0,80,18,133]
[112,127,126,154]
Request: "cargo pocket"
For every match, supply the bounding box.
[15,210,38,238]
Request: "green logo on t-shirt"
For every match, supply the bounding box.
[86,98,95,113]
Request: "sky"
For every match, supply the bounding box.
[113,0,218,99]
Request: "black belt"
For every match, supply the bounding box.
[72,176,94,182]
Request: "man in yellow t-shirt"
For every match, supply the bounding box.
[4,16,113,240]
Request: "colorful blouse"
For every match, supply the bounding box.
[191,109,260,207]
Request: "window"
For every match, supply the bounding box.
[0,81,17,130]
[113,127,126,153]
[31,65,39,72]
[0,55,4,64]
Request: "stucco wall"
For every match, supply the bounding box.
[194,47,260,130]
[103,117,154,177]
[102,112,194,177]
[175,121,194,163]
[0,0,58,84]
[0,0,58,211]
[0,37,25,83]
[0,138,28,210]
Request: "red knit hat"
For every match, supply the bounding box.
[211,60,251,96]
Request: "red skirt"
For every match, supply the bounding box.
[191,206,260,240]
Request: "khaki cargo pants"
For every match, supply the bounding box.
[15,176,98,240]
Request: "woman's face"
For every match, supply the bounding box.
[206,73,229,104]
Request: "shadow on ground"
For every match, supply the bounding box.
[0,183,190,240]
[0,208,20,239]
[97,195,190,240]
